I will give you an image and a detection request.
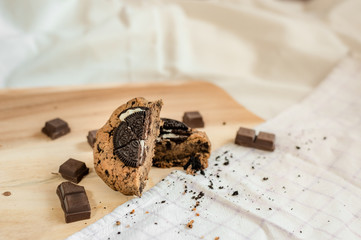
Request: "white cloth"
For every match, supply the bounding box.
[68,57,361,239]
[2,0,360,119]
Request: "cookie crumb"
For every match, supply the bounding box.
[145,211,149,214]
[196,213,200,216]
[126,225,130,228]
[116,221,121,225]
[130,209,135,214]
[215,237,220,240]
[187,220,194,229]
[222,122,226,125]
[192,208,196,211]
[2,191,11,196]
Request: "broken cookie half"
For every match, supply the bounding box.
[153,118,211,174]
[94,97,162,196]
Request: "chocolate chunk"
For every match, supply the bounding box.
[235,127,256,147]
[42,118,70,139]
[59,158,89,183]
[182,111,204,128]
[235,127,275,151]
[87,130,98,148]
[113,108,149,167]
[183,155,202,172]
[56,182,91,223]
[254,132,275,150]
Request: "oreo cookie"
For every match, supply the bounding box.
[161,118,189,131]
[159,118,191,142]
[113,108,150,167]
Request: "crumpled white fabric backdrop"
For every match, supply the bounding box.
[1,0,360,119]
[68,56,361,240]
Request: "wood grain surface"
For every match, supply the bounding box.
[0,81,263,240]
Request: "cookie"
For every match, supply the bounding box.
[94,97,163,196]
[153,118,211,173]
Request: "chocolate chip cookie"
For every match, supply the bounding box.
[94,97,163,196]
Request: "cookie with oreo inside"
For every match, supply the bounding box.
[94,97,163,196]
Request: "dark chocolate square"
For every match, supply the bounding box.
[182,111,204,128]
[59,158,89,184]
[87,130,98,148]
[42,118,70,139]
[56,182,91,223]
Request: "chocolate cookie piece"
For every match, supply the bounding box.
[153,118,211,173]
[94,97,163,196]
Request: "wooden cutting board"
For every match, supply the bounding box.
[0,81,263,240]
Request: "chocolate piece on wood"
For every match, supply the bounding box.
[87,130,98,148]
[235,127,256,147]
[182,111,205,128]
[235,127,275,152]
[59,158,89,183]
[42,118,70,139]
[56,182,91,223]
[254,131,275,151]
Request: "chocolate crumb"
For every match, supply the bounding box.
[222,122,226,125]
[269,208,272,210]
[323,137,327,140]
[232,191,238,196]
[187,220,194,229]
[262,177,269,181]
[296,146,301,150]
[117,232,121,235]
[3,191,11,196]
[130,209,135,214]
[161,200,166,204]
[208,180,214,189]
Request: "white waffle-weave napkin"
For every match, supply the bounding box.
[68,57,361,240]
